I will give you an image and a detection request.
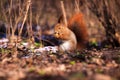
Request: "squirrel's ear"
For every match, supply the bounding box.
[58,15,68,27]
[58,15,64,24]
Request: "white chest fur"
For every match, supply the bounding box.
[59,31,77,51]
[60,41,72,51]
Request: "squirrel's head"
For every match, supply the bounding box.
[54,23,71,40]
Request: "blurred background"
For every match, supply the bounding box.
[0,0,120,47]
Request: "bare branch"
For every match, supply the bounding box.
[60,1,67,26]
[19,0,31,36]
[75,0,80,13]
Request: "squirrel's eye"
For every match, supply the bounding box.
[55,32,58,34]
[58,27,62,29]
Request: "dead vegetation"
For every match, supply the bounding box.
[0,0,120,80]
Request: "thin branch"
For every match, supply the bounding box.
[19,0,31,36]
[60,1,67,26]
[75,0,80,13]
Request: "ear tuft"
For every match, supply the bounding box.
[58,15,64,24]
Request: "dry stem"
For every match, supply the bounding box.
[60,1,67,26]
[75,0,80,13]
[19,0,31,36]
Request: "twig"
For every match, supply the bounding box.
[60,1,67,26]
[19,0,31,36]
[75,0,80,13]
[29,3,35,43]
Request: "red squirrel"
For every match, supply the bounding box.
[54,13,89,51]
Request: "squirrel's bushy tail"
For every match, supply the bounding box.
[68,13,89,49]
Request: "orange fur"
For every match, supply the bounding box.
[68,13,88,49]
[54,13,88,51]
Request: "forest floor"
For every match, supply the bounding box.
[0,46,120,80]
